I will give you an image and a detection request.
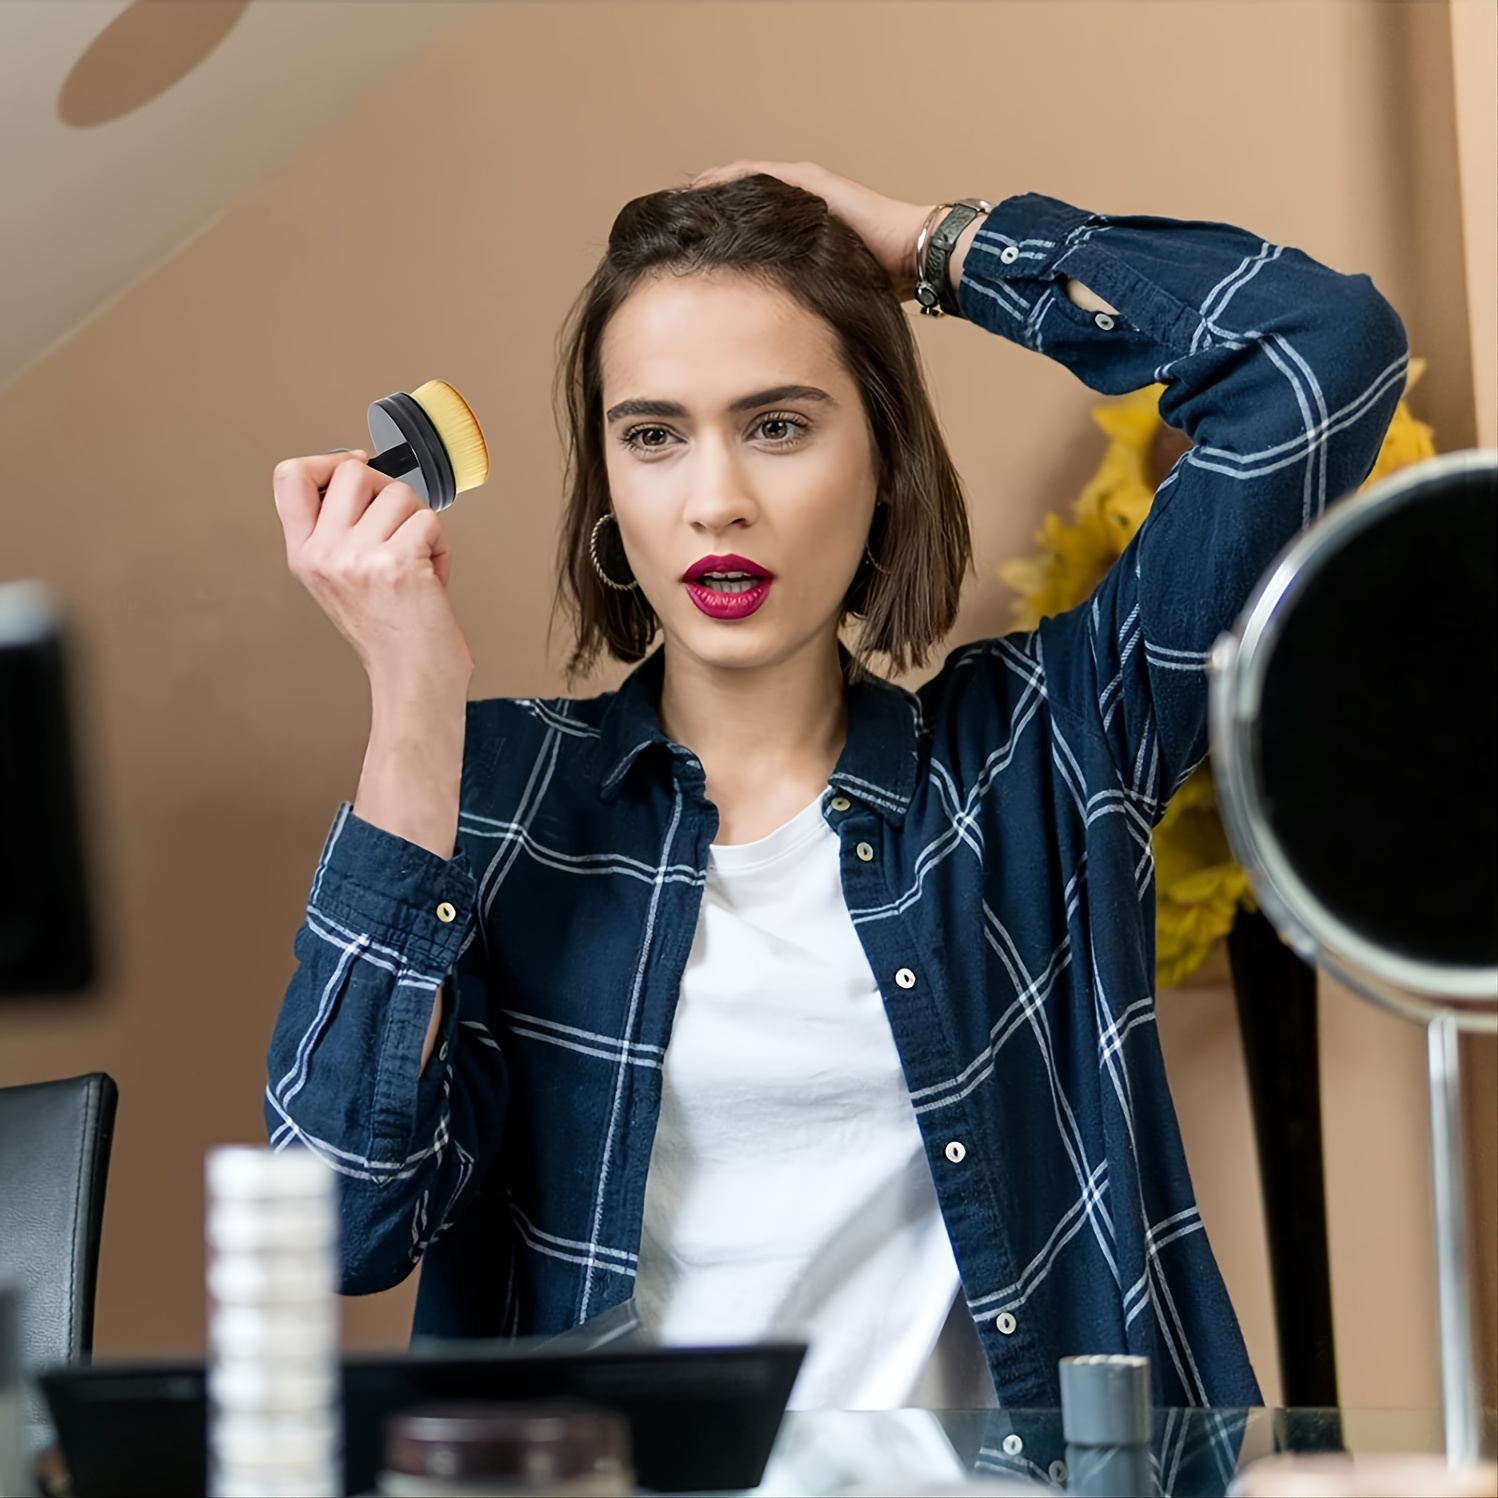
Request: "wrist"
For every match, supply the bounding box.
[900,204,940,302]
[357,700,466,861]
[913,199,992,317]
[365,651,473,710]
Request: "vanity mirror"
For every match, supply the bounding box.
[1209,449,1497,1470]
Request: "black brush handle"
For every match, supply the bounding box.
[368,443,416,479]
[317,392,455,510]
[316,443,415,499]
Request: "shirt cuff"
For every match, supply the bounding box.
[958,193,1091,337]
[306,803,478,976]
[958,192,1198,356]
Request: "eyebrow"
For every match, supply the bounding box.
[604,385,833,423]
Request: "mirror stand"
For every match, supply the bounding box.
[1428,1014,1482,1469]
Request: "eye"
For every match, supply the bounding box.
[620,424,678,454]
[752,411,809,446]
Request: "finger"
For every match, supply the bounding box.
[273,452,361,553]
[318,453,401,533]
[315,449,369,497]
[692,159,803,190]
[353,478,425,545]
[691,160,761,187]
[387,506,452,577]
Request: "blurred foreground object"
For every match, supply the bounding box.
[1210,450,1497,1471]
[0,582,94,997]
[1228,1451,1498,1496]
[206,1147,340,1497]
[381,1402,633,1496]
[1059,1354,1155,1497]
[0,1282,22,1498]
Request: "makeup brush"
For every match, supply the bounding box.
[360,379,489,511]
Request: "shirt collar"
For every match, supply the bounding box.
[598,650,674,800]
[828,668,920,824]
[598,650,919,823]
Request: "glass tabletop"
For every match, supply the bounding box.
[741,1407,1496,1496]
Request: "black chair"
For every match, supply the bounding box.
[0,1072,117,1444]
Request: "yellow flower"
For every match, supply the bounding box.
[1000,364,1438,988]
[1152,763,1253,990]
[998,384,1164,629]
[1361,358,1434,490]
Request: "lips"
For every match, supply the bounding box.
[682,552,774,620]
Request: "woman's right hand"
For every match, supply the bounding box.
[273,452,472,861]
[272,451,474,697]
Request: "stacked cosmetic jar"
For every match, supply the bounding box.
[205,1146,341,1497]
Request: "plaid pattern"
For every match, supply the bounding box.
[266,193,1406,1409]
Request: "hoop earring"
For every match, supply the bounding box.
[862,500,892,576]
[590,513,639,592]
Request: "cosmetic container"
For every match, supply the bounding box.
[1059,1354,1155,1497]
[378,1402,634,1496]
[206,1147,341,1497]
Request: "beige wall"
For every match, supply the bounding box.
[0,1,1487,1413]
[1449,0,1498,1410]
[1450,0,1496,448]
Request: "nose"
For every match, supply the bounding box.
[681,431,758,534]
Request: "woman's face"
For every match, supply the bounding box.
[600,270,879,678]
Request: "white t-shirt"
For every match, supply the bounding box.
[632,793,997,1410]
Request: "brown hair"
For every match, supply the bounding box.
[555,173,971,678]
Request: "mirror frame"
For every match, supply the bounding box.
[1209,449,1498,1033]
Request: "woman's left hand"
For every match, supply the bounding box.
[692,160,933,301]
[694,161,1118,319]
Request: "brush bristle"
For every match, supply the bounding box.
[411,379,489,494]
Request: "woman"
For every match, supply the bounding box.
[267,162,1406,1410]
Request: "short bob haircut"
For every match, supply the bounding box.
[556,173,971,679]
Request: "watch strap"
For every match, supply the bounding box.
[915,198,992,317]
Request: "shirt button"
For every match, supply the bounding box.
[994,1310,1017,1335]
[944,1140,966,1164]
[999,245,1020,265]
[855,841,874,862]
[438,1041,449,1061]
[1094,311,1116,331]
[1001,1434,1024,1457]
[895,967,916,990]
[830,796,852,812]
[1049,1460,1068,1484]
[435,901,457,924]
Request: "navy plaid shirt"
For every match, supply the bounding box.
[266,192,1406,1409]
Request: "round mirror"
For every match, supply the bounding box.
[1210,449,1497,1031]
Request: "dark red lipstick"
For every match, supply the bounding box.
[682,553,774,620]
